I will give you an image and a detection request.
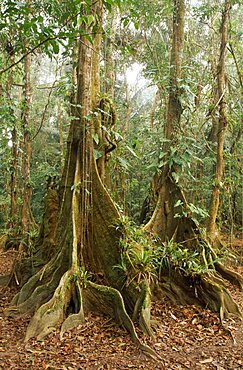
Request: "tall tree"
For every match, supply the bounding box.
[144,0,243,317]
[207,0,232,244]
[7,64,18,230]
[20,49,32,251]
[7,2,158,357]
[145,0,186,240]
[1,0,242,356]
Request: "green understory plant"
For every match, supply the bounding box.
[114,216,158,286]
[114,217,224,288]
[71,268,92,288]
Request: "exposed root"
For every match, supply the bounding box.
[11,271,43,307]
[84,281,142,342]
[199,275,242,321]
[60,283,85,339]
[7,274,61,318]
[0,235,8,251]
[159,273,201,306]
[132,282,154,337]
[0,275,10,287]
[205,243,243,291]
[7,242,70,317]
[19,276,161,359]
[24,269,74,342]
[157,270,242,322]
[84,281,161,360]
[215,262,243,291]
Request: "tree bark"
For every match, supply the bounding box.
[9,127,18,229]
[5,0,242,352]
[145,0,185,240]
[91,1,105,180]
[5,56,18,230]
[207,0,232,243]
[144,0,243,318]
[94,6,119,183]
[57,101,65,173]
[20,50,32,251]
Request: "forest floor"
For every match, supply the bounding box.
[0,239,243,370]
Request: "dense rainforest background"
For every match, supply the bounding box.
[0,0,242,368]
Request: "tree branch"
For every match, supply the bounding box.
[0,36,59,75]
[31,75,58,142]
[0,30,104,75]
[228,43,243,90]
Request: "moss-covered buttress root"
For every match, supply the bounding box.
[22,276,160,360]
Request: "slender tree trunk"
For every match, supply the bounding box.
[164,0,185,144]
[4,55,19,230]
[207,0,231,242]
[150,89,161,129]
[104,10,118,99]
[57,101,65,173]
[207,15,220,144]
[114,69,131,213]
[95,7,120,186]
[3,171,9,226]
[20,50,32,250]
[10,127,18,228]
[145,0,185,240]
[122,71,132,137]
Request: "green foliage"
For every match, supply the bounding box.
[152,239,217,278]
[71,267,92,288]
[114,217,220,288]
[0,0,110,66]
[0,0,242,240]
[174,200,209,226]
[114,217,158,285]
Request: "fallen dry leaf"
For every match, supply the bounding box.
[199,357,213,364]
[0,249,243,370]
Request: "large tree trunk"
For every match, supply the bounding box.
[145,0,185,239]
[4,1,242,357]
[6,3,158,358]
[145,0,243,318]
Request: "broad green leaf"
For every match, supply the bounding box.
[92,133,99,145]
